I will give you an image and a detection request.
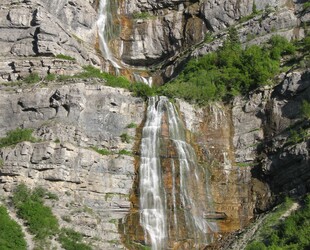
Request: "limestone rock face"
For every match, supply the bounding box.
[0,83,145,249]
[0,0,100,81]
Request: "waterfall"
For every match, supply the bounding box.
[133,73,153,87]
[97,0,121,69]
[139,97,168,250]
[139,96,218,249]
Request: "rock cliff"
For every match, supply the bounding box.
[0,82,145,249]
[1,0,308,83]
[0,0,309,249]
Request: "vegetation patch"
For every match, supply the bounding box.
[0,205,27,250]
[118,149,132,156]
[55,54,76,61]
[129,81,156,100]
[12,184,59,240]
[301,100,310,120]
[12,184,92,249]
[59,228,92,250]
[158,33,296,105]
[246,195,310,250]
[91,146,111,155]
[120,133,132,143]
[44,73,56,82]
[24,73,41,84]
[303,2,310,11]
[132,11,153,20]
[287,128,309,145]
[126,122,137,129]
[0,128,37,148]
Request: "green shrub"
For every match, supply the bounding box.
[129,82,156,100]
[76,65,103,79]
[303,35,310,51]
[126,123,137,129]
[55,54,76,61]
[246,196,310,250]
[17,200,59,239]
[301,100,310,119]
[120,133,132,143]
[104,74,131,89]
[118,149,132,156]
[160,35,294,104]
[303,2,310,10]
[132,12,152,19]
[0,128,36,148]
[58,75,72,81]
[0,206,27,250]
[75,66,131,89]
[91,147,111,155]
[246,241,267,250]
[45,73,56,81]
[59,228,92,250]
[268,35,296,60]
[13,184,59,240]
[287,129,308,145]
[24,73,40,84]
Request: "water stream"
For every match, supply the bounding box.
[139,96,218,249]
[97,0,121,69]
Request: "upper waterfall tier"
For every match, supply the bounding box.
[97,0,121,69]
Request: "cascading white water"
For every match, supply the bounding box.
[139,97,168,250]
[97,0,121,69]
[133,73,153,87]
[140,96,217,249]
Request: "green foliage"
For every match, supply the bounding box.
[252,2,258,14]
[55,54,76,61]
[120,133,132,143]
[59,228,92,250]
[0,128,36,148]
[268,35,296,60]
[204,32,214,43]
[76,66,131,89]
[246,241,267,250]
[13,184,59,240]
[247,195,310,250]
[129,82,156,100]
[12,184,91,249]
[161,35,294,104]
[91,146,111,155]
[75,65,104,79]
[0,206,27,250]
[301,100,310,119]
[118,149,132,156]
[58,75,72,81]
[287,129,308,145]
[303,2,310,10]
[24,73,40,84]
[132,11,152,19]
[104,74,131,89]
[44,73,56,81]
[126,122,137,129]
[303,35,310,52]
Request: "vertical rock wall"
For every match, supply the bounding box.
[0,83,145,249]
